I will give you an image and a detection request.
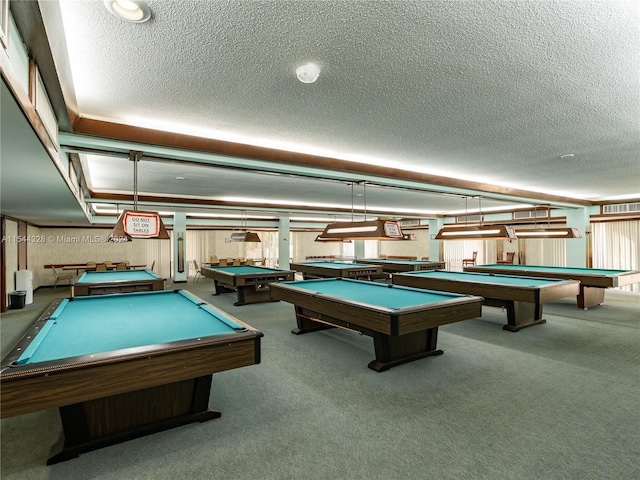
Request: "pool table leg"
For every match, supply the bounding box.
[577,286,605,309]
[47,376,221,465]
[369,329,443,372]
[235,284,280,306]
[483,298,545,332]
[502,301,546,332]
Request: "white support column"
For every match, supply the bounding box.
[173,212,188,282]
[564,207,590,267]
[278,217,291,270]
[353,240,365,258]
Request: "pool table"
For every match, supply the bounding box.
[392,270,579,331]
[464,264,640,309]
[200,265,295,306]
[71,269,166,296]
[358,258,446,273]
[269,278,483,372]
[0,290,263,465]
[289,261,384,280]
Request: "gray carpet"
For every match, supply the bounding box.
[1,280,638,480]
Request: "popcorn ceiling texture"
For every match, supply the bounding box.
[49,0,639,204]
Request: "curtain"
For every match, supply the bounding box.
[592,220,639,292]
[444,240,494,270]
[516,224,566,266]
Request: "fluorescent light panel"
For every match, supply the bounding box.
[317,220,406,241]
[514,228,581,238]
[435,225,518,240]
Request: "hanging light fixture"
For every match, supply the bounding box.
[513,206,581,238]
[315,182,407,241]
[314,235,352,243]
[229,211,261,242]
[109,151,170,242]
[435,196,517,241]
[513,228,581,238]
[435,224,518,240]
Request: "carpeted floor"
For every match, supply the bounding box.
[1,280,638,480]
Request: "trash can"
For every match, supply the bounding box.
[9,291,27,310]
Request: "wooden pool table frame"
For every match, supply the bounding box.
[358,259,446,273]
[200,265,295,305]
[71,269,166,297]
[0,292,263,465]
[270,279,483,372]
[464,264,640,309]
[289,261,384,280]
[392,271,580,331]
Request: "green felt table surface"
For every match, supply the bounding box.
[474,264,629,275]
[76,269,160,283]
[295,262,376,269]
[17,290,244,365]
[361,259,436,264]
[399,270,567,287]
[280,278,469,309]
[205,266,284,274]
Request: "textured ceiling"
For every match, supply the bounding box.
[24,0,640,223]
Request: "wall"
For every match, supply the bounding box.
[27,227,148,288]
[379,229,430,259]
[292,231,343,261]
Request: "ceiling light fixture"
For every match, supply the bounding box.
[513,228,582,239]
[229,211,261,242]
[314,235,352,243]
[103,0,151,23]
[435,225,518,241]
[296,63,321,83]
[109,151,170,242]
[435,196,517,241]
[316,182,407,241]
[513,206,581,239]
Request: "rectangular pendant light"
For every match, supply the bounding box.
[230,231,262,242]
[435,224,518,240]
[513,228,581,238]
[316,220,406,241]
[314,235,352,243]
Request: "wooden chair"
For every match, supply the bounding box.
[219,258,228,266]
[232,258,241,266]
[52,267,74,289]
[497,252,515,264]
[104,261,113,270]
[245,258,254,266]
[96,263,108,271]
[462,251,477,266]
[210,255,219,263]
[116,262,127,270]
[191,260,202,281]
[86,261,97,270]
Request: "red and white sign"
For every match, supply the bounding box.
[123,212,160,238]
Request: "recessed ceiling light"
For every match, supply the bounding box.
[560,153,575,159]
[176,176,185,180]
[296,63,321,83]
[103,0,151,23]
